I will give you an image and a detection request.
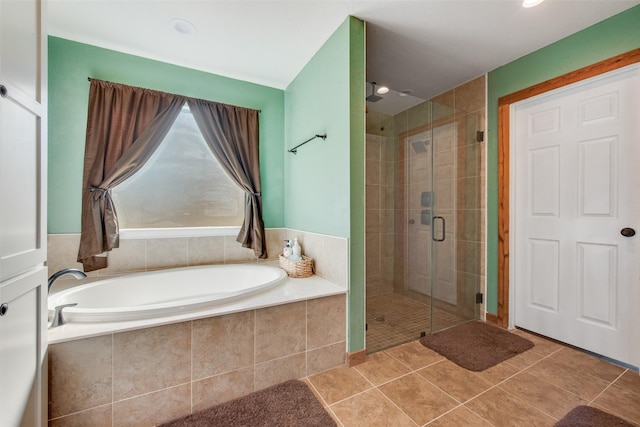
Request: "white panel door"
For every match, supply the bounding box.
[513,64,640,367]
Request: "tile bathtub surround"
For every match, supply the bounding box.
[47,228,348,287]
[48,294,347,426]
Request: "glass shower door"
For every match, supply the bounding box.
[429,102,482,333]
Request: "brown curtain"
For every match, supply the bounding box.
[77,79,185,271]
[188,99,266,258]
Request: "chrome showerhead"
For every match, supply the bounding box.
[366,82,383,102]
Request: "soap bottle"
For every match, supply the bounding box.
[283,240,293,258]
[292,238,302,259]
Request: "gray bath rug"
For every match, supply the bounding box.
[419,321,534,371]
[159,379,336,427]
[555,405,635,426]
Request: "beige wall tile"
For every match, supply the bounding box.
[112,384,191,427]
[192,366,255,412]
[319,236,348,286]
[294,231,323,265]
[146,237,188,270]
[454,75,486,113]
[47,234,90,278]
[49,404,112,427]
[187,236,225,266]
[366,160,382,186]
[192,311,254,379]
[49,335,113,419]
[254,352,306,391]
[366,184,382,210]
[264,228,285,260]
[101,238,146,274]
[113,322,191,400]
[255,301,306,363]
[307,342,346,376]
[224,235,258,263]
[307,295,346,350]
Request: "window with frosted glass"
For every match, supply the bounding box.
[111,105,244,228]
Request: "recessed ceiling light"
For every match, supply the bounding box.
[170,18,197,35]
[376,86,390,94]
[522,0,544,8]
[398,89,413,97]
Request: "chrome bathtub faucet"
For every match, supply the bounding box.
[48,268,87,293]
[48,268,87,327]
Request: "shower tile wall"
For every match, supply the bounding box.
[366,110,396,297]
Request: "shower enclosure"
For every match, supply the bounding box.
[365,83,485,353]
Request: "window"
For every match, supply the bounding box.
[111,105,245,232]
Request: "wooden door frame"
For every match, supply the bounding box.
[496,48,640,327]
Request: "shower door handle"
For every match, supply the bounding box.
[432,216,445,242]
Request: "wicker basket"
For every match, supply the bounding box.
[279,254,313,278]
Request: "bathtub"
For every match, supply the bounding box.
[48,263,287,323]
[47,261,346,345]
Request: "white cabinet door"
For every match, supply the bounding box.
[0,0,47,426]
[513,63,640,367]
[0,0,47,282]
[0,268,47,427]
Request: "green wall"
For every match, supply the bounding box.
[48,36,285,233]
[486,5,640,314]
[284,16,366,351]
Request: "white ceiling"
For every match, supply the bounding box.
[48,0,639,101]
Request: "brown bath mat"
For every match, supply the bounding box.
[159,379,336,427]
[555,406,635,426]
[419,321,534,371]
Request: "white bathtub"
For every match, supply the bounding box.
[48,263,287,323]
[47,261,346,345]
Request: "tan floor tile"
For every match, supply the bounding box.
[331,388,417,427]
[378,373,458,425]
[307,366,372,404]
[613,370,640,394]
[300,378,329,407]
[549,347,625,383]
[465,387,556,427]
[418,360,494,403]
[354,351,411,385]
[499,371,588,420]
[526,355,611,401]
[593,383,640,425]
[384,340,445,370]
[503,348,545,370]
[474,361,521,385]
[428,406,493,427]
[511,329,564,357]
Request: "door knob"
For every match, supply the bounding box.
[0,303,8,316]
[0,84,7,98]
[621,227,636,237]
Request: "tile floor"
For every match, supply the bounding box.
[304,327,640,427]
[366,293,467,353]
